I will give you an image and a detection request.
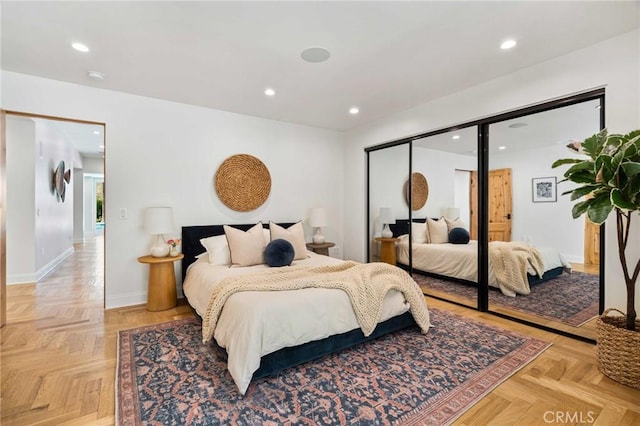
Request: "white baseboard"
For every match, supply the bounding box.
[106,292,147,309]
[35,247,75,281]
[7,247,75,284]
[7,273,36,285]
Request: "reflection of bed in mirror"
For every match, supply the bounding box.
[390,219,572,297]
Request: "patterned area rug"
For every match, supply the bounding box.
[117,308,550,425]
[413,271,599,327]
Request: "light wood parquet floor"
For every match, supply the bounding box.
[1,238,638,425]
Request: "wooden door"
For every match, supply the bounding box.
[469,171,478,240]
[584,218,600,265]
[488,168,512,242]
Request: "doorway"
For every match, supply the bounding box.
[2,111,106,323]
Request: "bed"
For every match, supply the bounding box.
[390,219,571,297]
[181,223,430,395]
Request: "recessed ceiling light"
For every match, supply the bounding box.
[72,42,89,52]
[498,146,507,150]
[349,107,359,115]
[500,39,517,50]
[452,135,460,140]
[264,88,275,96]
[301,47,331,63]
[508,122,527,129]
[87,70,105,81]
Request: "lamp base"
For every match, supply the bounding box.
[150,234,170,257]
[313,228,325,244]
[381,224,393,238]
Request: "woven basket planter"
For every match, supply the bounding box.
[596,308,640,390]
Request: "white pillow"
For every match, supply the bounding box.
[411,222,428,244]
[444,217,466,231]
[224,222,266,266]
[199,234,231,265]
[426,218,449,244]
[269,221,308,260]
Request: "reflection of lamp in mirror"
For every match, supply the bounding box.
[309,207,328,244]
[143,207,174,257]
[379,207,394,238]
[443,207,460,220]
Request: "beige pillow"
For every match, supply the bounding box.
[269,221,308,260]
[444,217,466,231]
[411,222,428,244]
[200,234,231,265]
[426,218,449,244]
[224,222,266,266]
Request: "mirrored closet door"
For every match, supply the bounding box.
[409,127,479,309]
[487,98,603,340]
[367,143,410,265]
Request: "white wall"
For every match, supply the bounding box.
[34,121,76,273]
[344,30,640,312]
[6,116,36,283]
[1,72,345,308]
[491,144,585,262]
[412,147,476,219]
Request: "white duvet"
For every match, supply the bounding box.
[396,237,571,293]
[182,252,411,395]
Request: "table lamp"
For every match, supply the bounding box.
[308,207,328,244]
[379,207,394,238]
[143,206,174,257]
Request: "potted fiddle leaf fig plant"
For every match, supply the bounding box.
[552,128,640,389]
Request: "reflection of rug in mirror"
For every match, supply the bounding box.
[117,308,550,425]
[413,271,599,327]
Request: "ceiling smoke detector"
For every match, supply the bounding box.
[301,47,331,63]
[87,71,105,81]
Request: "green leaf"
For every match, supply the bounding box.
[582,129,607,159]
[610,189,637,210]
[621,162,640,178]
[552,158,582,168]
[572,200,592,218]
[565,160,594,175]
[587,200,614,224]
[569,185,599,201]
[565,170,597,184]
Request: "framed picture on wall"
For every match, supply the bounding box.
[532,177,557,202]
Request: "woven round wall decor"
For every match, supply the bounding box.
[404,172,428,210]
[215,154,271,212]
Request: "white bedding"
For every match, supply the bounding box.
[396,236,571,294]
[182,251,411,395]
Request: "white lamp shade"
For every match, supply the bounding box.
[443,207,460,220]
[143,207,174,235]
[309,207,328,227]
[379,207,394,224]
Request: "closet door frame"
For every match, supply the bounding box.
[365,87,605,343]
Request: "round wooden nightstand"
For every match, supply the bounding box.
[306,242,335,256]
[375,237,399,265]
[137,254,184,311]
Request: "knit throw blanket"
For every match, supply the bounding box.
[201,261,431,343]
[489,241,545,297]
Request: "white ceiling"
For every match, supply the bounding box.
[414,99,602,156]
[1,1,638,138]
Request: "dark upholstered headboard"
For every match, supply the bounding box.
[181,222,296,280]
[389,219,427,238]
